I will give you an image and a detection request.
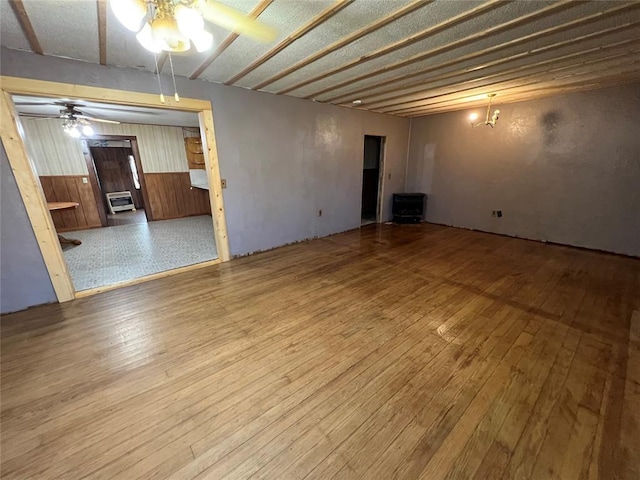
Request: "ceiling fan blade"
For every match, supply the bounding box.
[81,106,161,115]
[75,114,121,124]
[15,102,58,106]
[17,113,58,118]
[197,0,277,42]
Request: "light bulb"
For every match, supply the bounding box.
[175,5,205,38]
[110,0,147,32]
[469,112,478,122]
[82,125,94,136]
[152,17,190,52]
[191,30,213,52]
[136,23,163,53]
[66,127,81,138]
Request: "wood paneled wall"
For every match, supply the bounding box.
[144,173,211,221]
[39,176,102,232]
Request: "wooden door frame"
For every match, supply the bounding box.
[0,76,231,303]
[84,135,152,223]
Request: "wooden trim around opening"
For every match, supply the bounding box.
[75,258,222,298]
[0,90,75,301]
[0,76,231,303]
[81,139,109,227]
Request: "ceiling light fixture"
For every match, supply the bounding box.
[352,99,362,105]
[111,0,214,54]
[61,116,94,138]
[470,94,500,128]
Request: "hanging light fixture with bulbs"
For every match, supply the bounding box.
[111,0,214,54]
[110,0,277,104]
[469,94,500,128]
[62,116,95,138]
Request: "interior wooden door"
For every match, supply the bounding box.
[90,146,144,209]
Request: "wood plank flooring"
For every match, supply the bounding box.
[1,223,639,479]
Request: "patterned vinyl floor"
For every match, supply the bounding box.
[62,215,218,291]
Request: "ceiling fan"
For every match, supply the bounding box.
[17,101,121,138]
[111,0,277,55]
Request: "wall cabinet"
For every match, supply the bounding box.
[185,137,206,170]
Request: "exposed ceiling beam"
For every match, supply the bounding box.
[276,0,506,96]
[251,0,432,91]
[97,0,107,65]
[300,0,584,100]
[382,59,640,114]
[8,0,43,55]
[346,38,640,109]
[224,0,354,86]
[389,70,640,116]
[404,76,640,117]
[361,44,640,110]
[189,0,274,80]
[322,3,640,104]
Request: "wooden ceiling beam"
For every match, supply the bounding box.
[8,0,43,55]
[276,0,506,96]
[322,3,640,104]
[224,0,353,86]
[388,69,640,116]
[403,76,640,117]
[363,46,640,111]
[97,0,107,65]
[189,0,274,80]
[251,0,432,91]
[348,38,640,109]
[382,59,640,114]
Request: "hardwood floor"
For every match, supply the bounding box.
[1,224,638,479]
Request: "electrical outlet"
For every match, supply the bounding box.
[491,211,497,217]
[221,179,227,188]
[82,177,88,184]
[318,209,323,217]
[497,210,503,218]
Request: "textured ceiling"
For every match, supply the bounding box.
[1,0,639,117]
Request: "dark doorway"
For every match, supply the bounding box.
[85,137,150,227]
[361,135,384,225]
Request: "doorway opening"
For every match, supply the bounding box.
[361,135,385,225]
[86,136,149,226]
[2,86,230,300]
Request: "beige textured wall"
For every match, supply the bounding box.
[20,118,191,175]
[406,83,640,257]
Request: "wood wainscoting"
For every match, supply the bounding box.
[39,175,102,232]
[144,172,211,220]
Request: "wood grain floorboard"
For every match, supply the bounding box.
[1,224,638,479]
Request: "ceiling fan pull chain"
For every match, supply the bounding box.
[152,50,165,103]
[168,52,180,102]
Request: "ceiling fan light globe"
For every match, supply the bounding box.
[152,17,190,52]
[175,5,205,37]
[136,23,163,53]
[82,125,95,136]
[191,30,213,53]
[110,0,147,32]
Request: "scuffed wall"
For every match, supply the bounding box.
[406,83,640,256]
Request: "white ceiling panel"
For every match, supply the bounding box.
[262,0,511,93]
[23,0,99,63]
[198,0,335,84]
[0,0,31,51]
[1,0,639,117]
[291,2,640,98]
[234,0,419,89]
